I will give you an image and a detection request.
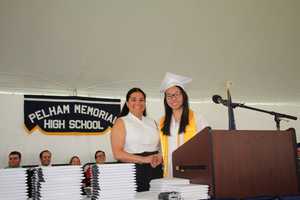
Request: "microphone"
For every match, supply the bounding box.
[212,95,242,108]
[212,95,228,105]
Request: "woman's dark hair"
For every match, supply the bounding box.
[118,87,147,117]
[69,156,80,164]
[161,86,189,136]
[94,150,106,159]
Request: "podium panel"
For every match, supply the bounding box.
[172,128,299,198]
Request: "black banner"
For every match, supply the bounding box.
[24,95,121,135]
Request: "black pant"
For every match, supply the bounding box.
[134,152,163,192]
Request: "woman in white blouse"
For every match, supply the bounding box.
[111,88,163,192]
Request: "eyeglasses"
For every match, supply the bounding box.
[166,92,182,100]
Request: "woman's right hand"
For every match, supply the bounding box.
[142,155,154,164]
[141,155,161,168]
[148,154,162,168]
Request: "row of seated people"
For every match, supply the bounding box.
[6,150,111,197]
[6,150,108,186]
[7,150,106,167]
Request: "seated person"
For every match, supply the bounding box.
[95,150,106,164]
[7,151,21,168]
[69,155,81,165]
[297,143,300,158]
[39,150,52,166]
[84,150,106,187]
[297,143,300,175]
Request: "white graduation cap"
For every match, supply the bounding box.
[160,72,192,93]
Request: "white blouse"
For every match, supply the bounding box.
[122,112,160,154]
[167,112,208,177]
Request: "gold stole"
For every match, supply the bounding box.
[159,110,197,177]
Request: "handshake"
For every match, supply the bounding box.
[144,154,163,168]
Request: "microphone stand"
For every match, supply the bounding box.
[229,102,298,130]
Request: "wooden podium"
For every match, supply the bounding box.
[172,127,299,198]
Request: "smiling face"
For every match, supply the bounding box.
[165,86,183,111]
[95,151,106,164]
[126,91,146,118]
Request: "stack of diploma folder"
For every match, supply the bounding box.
[31,165,84,200]
[91,163,136,200]
[0,168,28,200]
